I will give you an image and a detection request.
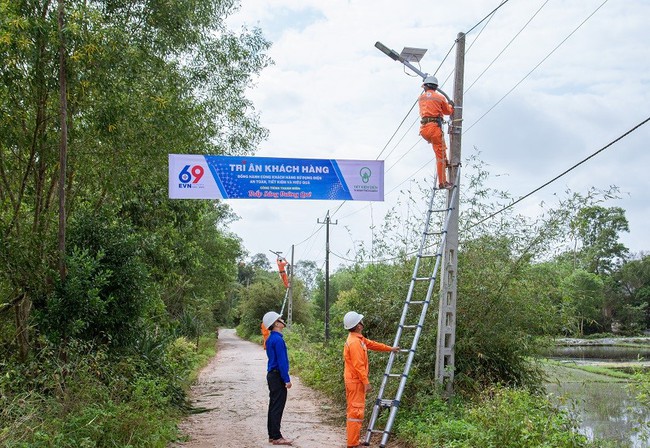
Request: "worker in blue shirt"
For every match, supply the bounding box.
[262,311,293,446]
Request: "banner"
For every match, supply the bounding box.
[169,154,384,201]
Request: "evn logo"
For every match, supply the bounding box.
[178,165,205,184]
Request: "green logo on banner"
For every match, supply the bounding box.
[360,167,372,183]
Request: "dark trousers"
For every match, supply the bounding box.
[267,370,287,440]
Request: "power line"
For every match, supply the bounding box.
[379,105,420,162]
[333,116,650,265]
[385,138,421,174]
[465,0,610,134]
[465,0,511,35]
[294,224,323,247]
[374,100,420,160]
[466,116,650,229]
[465,0,551,94]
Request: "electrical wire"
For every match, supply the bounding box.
[466,116,650,230]
[385,138,422,174]
[293,224,323,247]
[374,100,420,160]
[464,0,610,134]
[465,0,511,35]
[465,0,551,94]
[378,103,420,162]
[332,115,649,265]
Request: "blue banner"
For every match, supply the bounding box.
[169,155,384,201]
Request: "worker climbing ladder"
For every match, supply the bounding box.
[362,169,460,448]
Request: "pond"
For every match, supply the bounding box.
[549,345,650,363]
[544,342,650,447]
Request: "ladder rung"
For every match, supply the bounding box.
[413,277,431,281]
[406,300,427,305]
[418,253,436,258]
[400,324,419,329]
[424,231,442,236]
[386,373,402,378]
[430,208,450,213]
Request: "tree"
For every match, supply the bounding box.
[571,206,629,275]
[251,253,272,271]
[560,269,605,336]
[0,0,271,354]
[293,259,320,300]
[609,253,650,333]
[237,277,311,339]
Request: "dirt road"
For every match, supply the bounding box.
[173,328,347,448]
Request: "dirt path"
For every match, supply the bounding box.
[172,328,347,448]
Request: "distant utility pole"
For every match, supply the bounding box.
[288,244,294,327]
[435,32,465,394]
[317,210,337,342]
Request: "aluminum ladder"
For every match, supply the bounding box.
[363,172,460,447]
[279,286,290,315]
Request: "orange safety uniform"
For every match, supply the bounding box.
[261,321,270,350]
[418,89,454,187]
[276,257,289,289]
[343,332,393,447]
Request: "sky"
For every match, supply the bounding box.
[223,0,650,270]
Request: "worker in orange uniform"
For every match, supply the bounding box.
[418,75,455,190]
[343,311,399,448]
[276,256,290,289]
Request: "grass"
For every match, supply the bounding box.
[542,359,635,382]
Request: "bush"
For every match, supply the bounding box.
[395,387,591,448]
[33,208,151,347]
[0,333,216,447]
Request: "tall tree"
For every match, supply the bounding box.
[571,206,629,275]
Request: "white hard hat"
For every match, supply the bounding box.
[343,311,364,330]
[423,75,438,86]
[263,311,284,329]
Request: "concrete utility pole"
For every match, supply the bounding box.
[288,244,294,326]
[317,211,337,341]
[434,32,465,394]
[375,36,465,394]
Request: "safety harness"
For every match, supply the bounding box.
[420,116,443,126]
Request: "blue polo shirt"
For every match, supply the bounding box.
[266,331,291,384]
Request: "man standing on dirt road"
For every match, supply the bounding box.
[343,311,399,448]
[263,311,293,446]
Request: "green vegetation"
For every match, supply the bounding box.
[543,360,635,381]
[0,335,216,446]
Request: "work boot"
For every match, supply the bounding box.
[270,438,293,445]
[438,182,453,190]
